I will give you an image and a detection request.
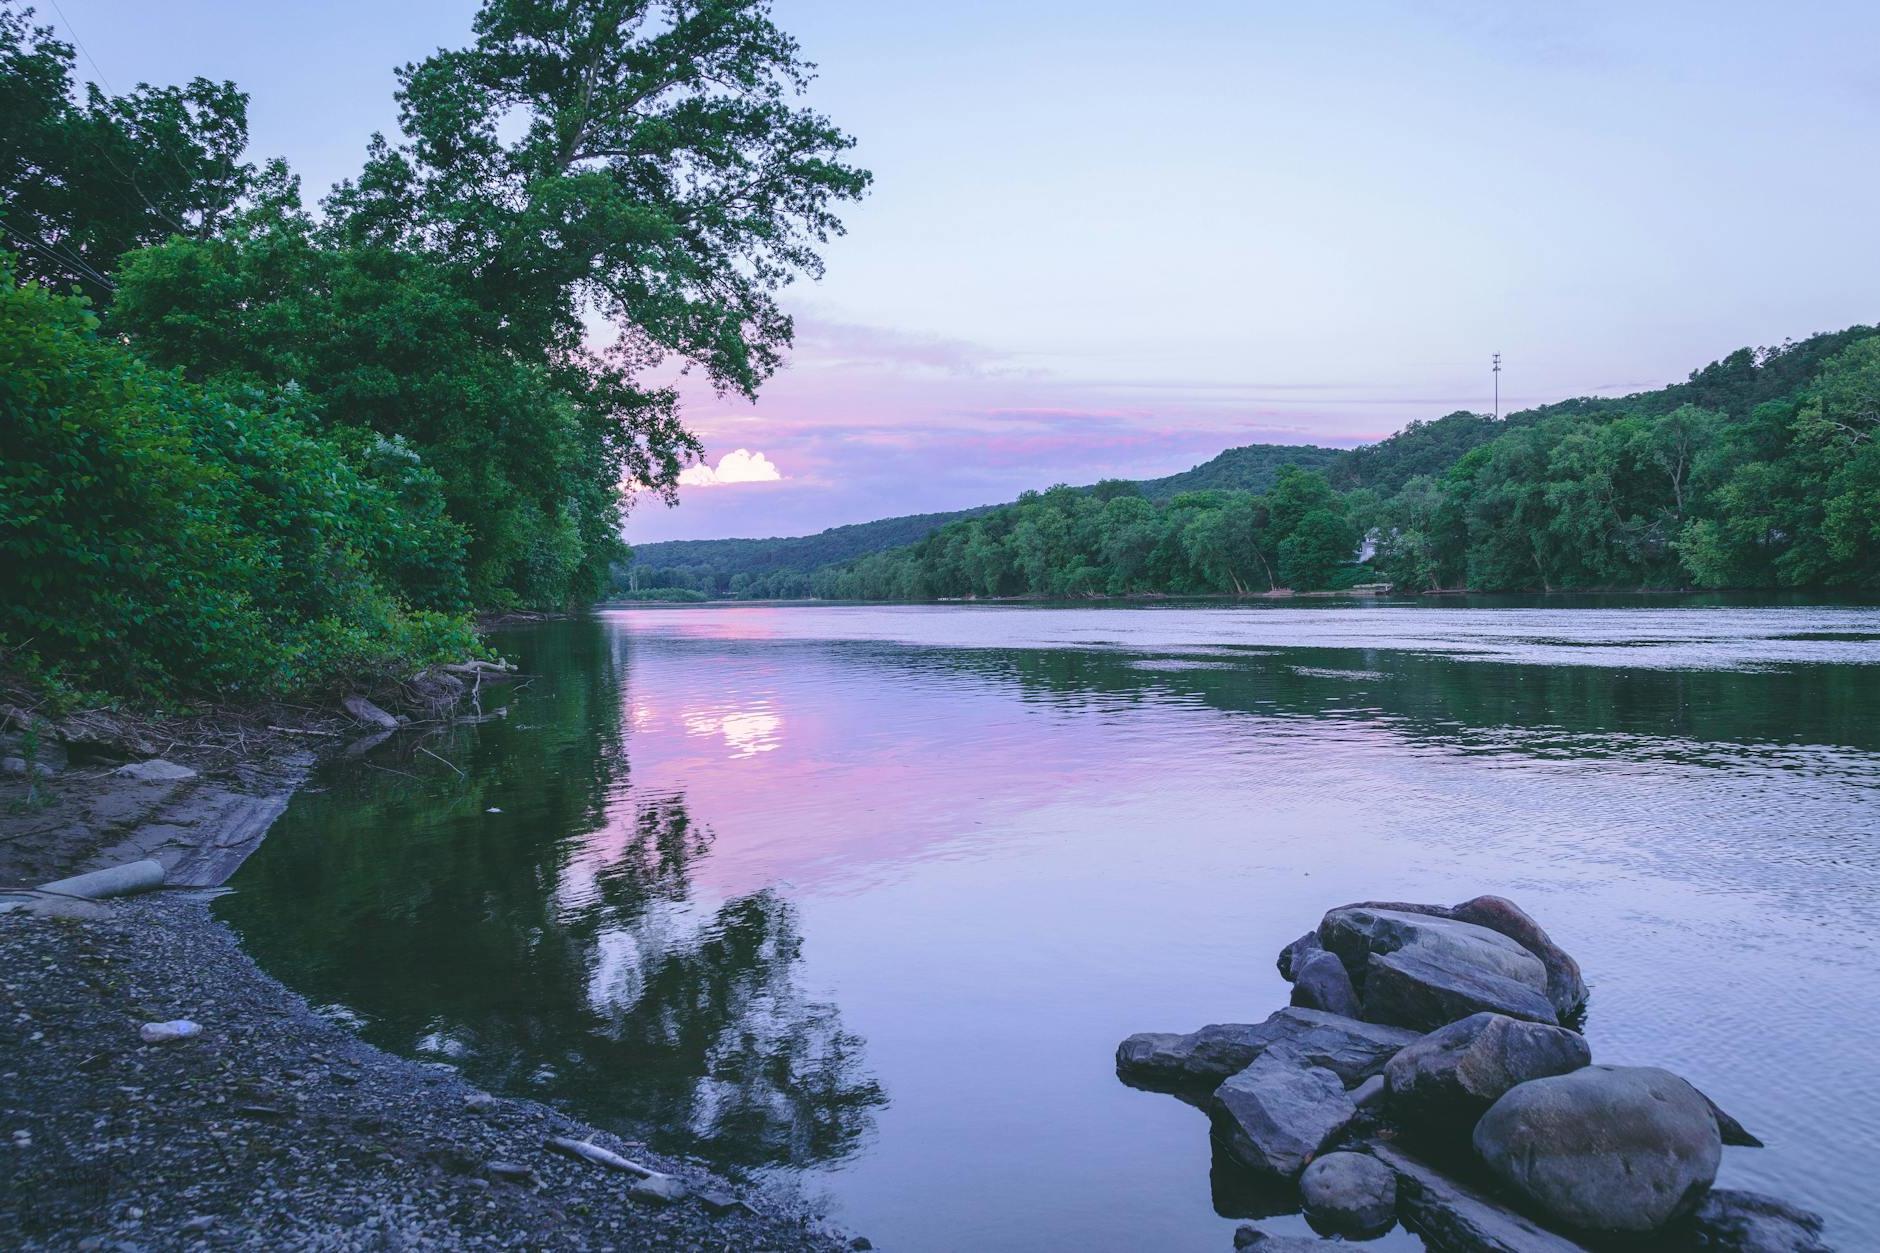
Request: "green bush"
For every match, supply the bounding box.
[0,260,476,697]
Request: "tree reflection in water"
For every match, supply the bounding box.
[221,621,883,1171]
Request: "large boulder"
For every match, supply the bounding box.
[1210,1048,1356,1178]
[1298,1151,1396,1237]
[1678,1190,1830,1252]
[1450,895,1589,1019]
[1385,1012,1590,1129]
[1363,946,1557,1032]
[1289,950,1361,1018]
[1118,1008,1416,1090]
[1319,906,1557,1031]
[1473,1065,1722,1234]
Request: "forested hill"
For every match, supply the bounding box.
[625,441,1343,594]
[633,323,1880,600]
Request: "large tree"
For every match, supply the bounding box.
[113,0,870,608]
[0,4,249,304]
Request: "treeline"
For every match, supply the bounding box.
[0,1,863,696]
[624,441,1344,596]
[706,327,1880,600]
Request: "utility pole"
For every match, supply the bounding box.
[1492,352,1502,420]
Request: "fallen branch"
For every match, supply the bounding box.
[543,1137,655,1178]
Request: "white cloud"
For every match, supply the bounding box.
[678,448,783,488]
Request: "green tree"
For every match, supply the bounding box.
[1277,509,1356,589]
[0,6,250,303]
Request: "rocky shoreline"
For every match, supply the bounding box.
[1117,897,1833,1252]
[0,690,858,1252]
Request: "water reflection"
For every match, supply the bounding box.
[220,604,1880,1251]
[219,627,884,1170]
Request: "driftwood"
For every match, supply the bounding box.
[543,1136,655,1178]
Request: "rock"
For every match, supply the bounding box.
[1450,895,1589,1019]
[341,696,399,730]
[1349,1074,1385,1109]
[1699,1090,1764,1148]
[1290,951,1361,1018]
[1231,1229,1332,1251]
[1371,1142,1595,1253]
[1385,1012,1590,1129]
[1210,1047,1356,1178]
[113,758,198,782]
[463,1093,497,1115]
[695,1188,750,1215]
[139,1019,203,1044]
[1117,1027,1258,1089]
[1678,1189,1830,1252]
[1298,1151,1396,1236]
[1473,1065,1722,1233]
[1277,930,1323,981]
[1364,946,1557,1031]
[485,1160,535,1184]
[628,1173,688,1204]
[2,755,56,778]
[1119,1008,1416,1090]
[1319,905,1556,1030]
[848,1240,874,1252]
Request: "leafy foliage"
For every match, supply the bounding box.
[0,6,249,303]
[0,0,867,695]
[0,260,475,695]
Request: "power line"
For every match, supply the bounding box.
[44,0,205,241]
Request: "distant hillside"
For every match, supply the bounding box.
[1138,442,1342,499]
[625,506,1000,589]
[625,441,1343,594]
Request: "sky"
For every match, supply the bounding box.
[44,0,1880,541]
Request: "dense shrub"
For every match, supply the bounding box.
[0,261,476,697]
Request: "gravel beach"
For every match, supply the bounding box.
[0,894,852,1251]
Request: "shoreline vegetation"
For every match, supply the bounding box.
[1,0,867,710]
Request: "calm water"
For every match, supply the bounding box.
[220,601,1880,1250]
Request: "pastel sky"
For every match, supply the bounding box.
[50,1,1880,541]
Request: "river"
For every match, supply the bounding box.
[219,599,1880,1250]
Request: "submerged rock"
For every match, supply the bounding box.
[1371,1142,1594,1253]
[1117,1008,1416,1090]
[1232,1227,1334,1250]
[1698,1090,1765,1148]
[1289,951,1361,1018]
[1385,1012,1590,1130]
[1679,1189,1830,1252]
[1210,1048,1356,1178]
[1298,1151,1396,1237]
[1473,1065,1722,1234]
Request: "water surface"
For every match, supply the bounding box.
[221,600,1880,1250]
